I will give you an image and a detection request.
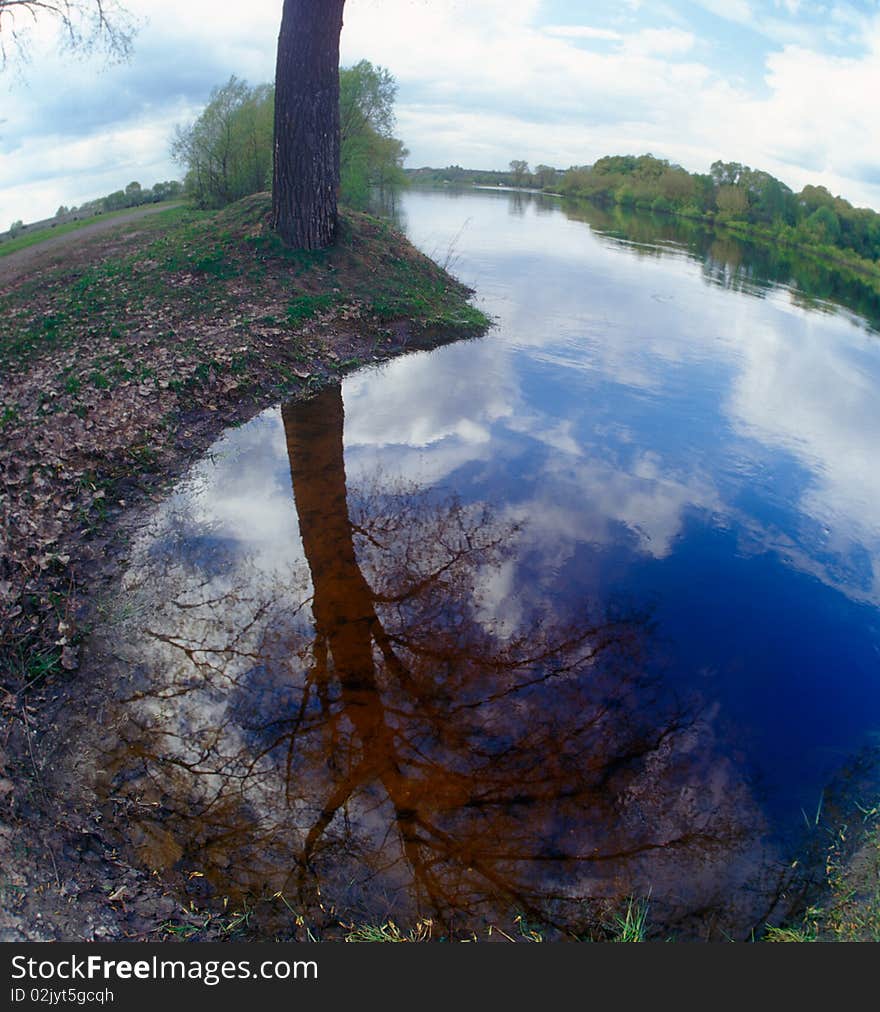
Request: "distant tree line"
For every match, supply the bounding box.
[4,179,183,239]
[409,154,880,272]
[406,162,561,190]
[63,179,184,219]
[172,60,408,212]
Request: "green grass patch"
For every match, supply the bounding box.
[607,896,650,942]
[338,213,490,334]
[367,279,489,331]
[246,228,332,273]
[286,292,339,325]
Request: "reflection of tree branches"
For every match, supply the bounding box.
[92,384,778,938]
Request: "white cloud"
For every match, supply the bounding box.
[543,25,623,42]
[623,27,697,57]
[725,315,880,602]
[673,25,880,207]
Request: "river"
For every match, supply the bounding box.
[70,187,880,940]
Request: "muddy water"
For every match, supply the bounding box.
[71,189,880,939]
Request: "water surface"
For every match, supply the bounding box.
[78,189,880,939]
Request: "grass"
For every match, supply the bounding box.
[339,216,490,331]
[0,202,185,258]
[765,800,880,942]
[340,902,652,943]
[345,919,435,943]
[0,195,488,378]
[286,292,340,325]
[608,896,651,942]
[0,206,205,372]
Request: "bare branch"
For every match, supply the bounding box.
[0,0,137,70]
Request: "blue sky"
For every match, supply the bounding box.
[1,0,879,226]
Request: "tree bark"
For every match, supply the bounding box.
[272,0,346,250]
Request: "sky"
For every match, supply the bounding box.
[2,0,880,227]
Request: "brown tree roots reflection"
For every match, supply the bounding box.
[80,384,788,940]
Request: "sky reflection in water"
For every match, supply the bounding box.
[84,189,880,939]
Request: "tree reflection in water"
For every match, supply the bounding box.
[89,385,786,939]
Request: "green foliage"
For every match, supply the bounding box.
[716,182,750,218]
[806,204,841,244]
[54,179,183,217]
[558,154,700,211]
[338,60,409,209]
[124,181,144,206]
[509,159,529,186]
[103,189,128,211]
[554,152,880,268]
[533,164,558,189]
[799,184,836,214]
[151,181,184,203]
[172,76,274,209]
[172,61,408,214]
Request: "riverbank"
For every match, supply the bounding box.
[0,193,488,941]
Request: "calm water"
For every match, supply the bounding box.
[75,189,880,939]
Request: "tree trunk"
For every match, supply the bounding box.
[272,0,346,250]
[282,384,378,691]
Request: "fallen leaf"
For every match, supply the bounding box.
[61,645,79,671]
